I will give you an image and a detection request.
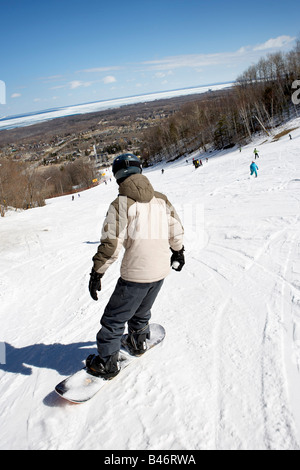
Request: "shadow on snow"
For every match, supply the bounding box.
[0,341,96,376]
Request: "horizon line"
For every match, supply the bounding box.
[0,81,233,122]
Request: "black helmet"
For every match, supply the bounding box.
[112,153,142,182]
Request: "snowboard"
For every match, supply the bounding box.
[55,323,165,403]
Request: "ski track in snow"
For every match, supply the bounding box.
[1,118,300,450]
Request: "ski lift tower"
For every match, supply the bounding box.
[93,144,102,164]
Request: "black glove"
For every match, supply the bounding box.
[89,269,103,301]
[170,246,185,272]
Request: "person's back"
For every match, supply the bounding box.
[250,161,258,177]
[93,173,183,283]
[87,154,185,378]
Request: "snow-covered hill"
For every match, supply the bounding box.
[1,119,300,450]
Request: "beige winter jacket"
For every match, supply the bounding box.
[93,174,184,283]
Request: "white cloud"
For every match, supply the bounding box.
[50,85,65,90]
[39,75,64,82]
[69,80,92,89]
[11,93,21,98]
[143,52,236,70]
[141,36,296,72]
[254,35,296,51]
[103,76,116,84]
[79,66,122,73]
[154,71,173,78]
[237,46,250,54]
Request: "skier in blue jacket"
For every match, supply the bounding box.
[250,161,258,177]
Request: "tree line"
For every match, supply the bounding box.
[0,159,96,216]
[140,40,300,164]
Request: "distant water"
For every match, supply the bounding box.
[0,82,232,131]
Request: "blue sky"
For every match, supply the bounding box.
[0,0,298,116]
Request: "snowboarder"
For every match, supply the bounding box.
[87,153,185,379]
[254,148,259,159]
[250,161,259,178]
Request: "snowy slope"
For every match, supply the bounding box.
[0,119,300,450]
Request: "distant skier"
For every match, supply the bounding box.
[254,148,259,159]
[87,153,185,379]
[250,161,259,178]
[161,168,164,174]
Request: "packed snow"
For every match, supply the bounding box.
[0,118,300,450]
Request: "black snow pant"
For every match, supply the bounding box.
[97,277,164,360]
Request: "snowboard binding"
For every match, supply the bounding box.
[85,353,120,380]
[123,325,151,356]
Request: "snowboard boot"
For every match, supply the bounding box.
[86,352,120,379]
[125,325,150,356]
